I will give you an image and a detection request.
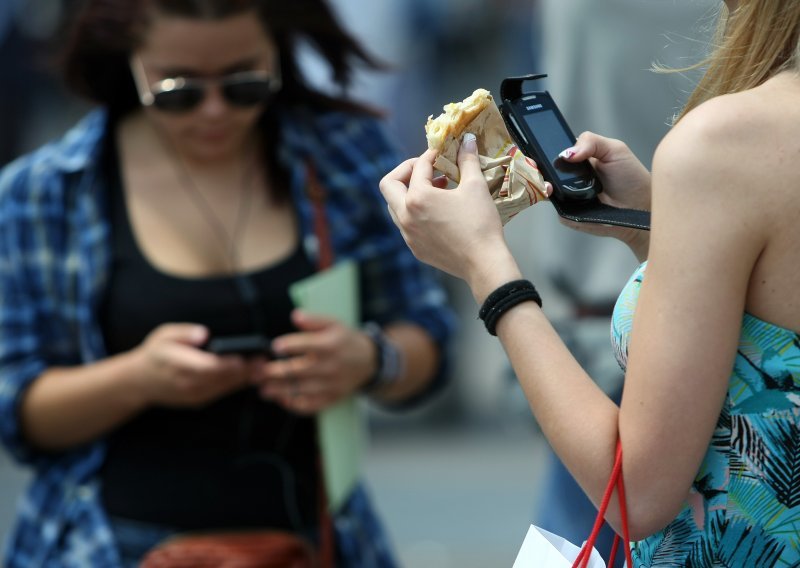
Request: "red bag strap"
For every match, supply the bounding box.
[572,440,633,568]
[306,160,337,567]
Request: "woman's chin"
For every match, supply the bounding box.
[182,134,243,162]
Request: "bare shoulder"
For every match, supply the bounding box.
[653,72,800,209]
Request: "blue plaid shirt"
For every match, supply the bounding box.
[0,108,455,567]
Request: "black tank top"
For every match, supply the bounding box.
[98,131,319,532]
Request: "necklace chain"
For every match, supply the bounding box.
[154,127,268,336]
[169,147,258,273]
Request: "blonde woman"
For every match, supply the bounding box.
[381,0,800,564]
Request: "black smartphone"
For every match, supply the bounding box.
[205,334,273,357]
[500,81,600,202]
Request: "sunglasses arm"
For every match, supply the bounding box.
[130,56,156,107]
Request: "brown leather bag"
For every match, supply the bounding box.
[140,530,317,568]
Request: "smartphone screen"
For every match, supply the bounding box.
[522,110,589,182]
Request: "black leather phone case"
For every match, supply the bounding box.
[548,195,651,230]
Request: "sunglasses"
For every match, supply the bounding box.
[130,56,282,112]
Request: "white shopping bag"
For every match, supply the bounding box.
[512,525,606,568]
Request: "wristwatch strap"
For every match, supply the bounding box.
[361,322,404,393]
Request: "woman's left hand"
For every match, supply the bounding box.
[252,309,376,414]
[379,136,510,284]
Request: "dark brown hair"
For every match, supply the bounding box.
[61,0,385,117]
[60,0,386,200]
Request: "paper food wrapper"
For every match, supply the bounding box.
[430,97,548,225]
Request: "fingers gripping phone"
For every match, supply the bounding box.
[499,74,650,230]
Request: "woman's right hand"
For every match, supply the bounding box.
[131,324,253,408]
[557,132,652,260]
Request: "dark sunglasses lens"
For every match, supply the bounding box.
[153,87,204,112]
[223,79,275,107]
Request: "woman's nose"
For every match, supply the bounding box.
[196,84,229,117]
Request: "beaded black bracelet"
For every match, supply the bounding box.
[478,279,542,336]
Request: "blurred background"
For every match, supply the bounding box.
[0,0,717,565]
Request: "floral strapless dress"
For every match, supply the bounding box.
[612,262,800,567]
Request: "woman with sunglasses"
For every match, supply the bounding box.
[0,1,454,566]
[383,0,800,565]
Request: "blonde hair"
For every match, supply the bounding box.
[674,0,800,122]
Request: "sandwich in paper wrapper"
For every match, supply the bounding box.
[425,88,548,225]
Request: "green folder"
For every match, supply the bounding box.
[289,260,366,512]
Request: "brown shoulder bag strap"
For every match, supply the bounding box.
[306,160,336,568]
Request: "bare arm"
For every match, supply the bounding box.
[476,100,766,538]
[21,351,149,451]
[20,324,253,451]
[380,95,771,538]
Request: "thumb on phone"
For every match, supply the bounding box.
[560,131,622,163]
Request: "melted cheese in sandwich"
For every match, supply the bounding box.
[425,88,492,151]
